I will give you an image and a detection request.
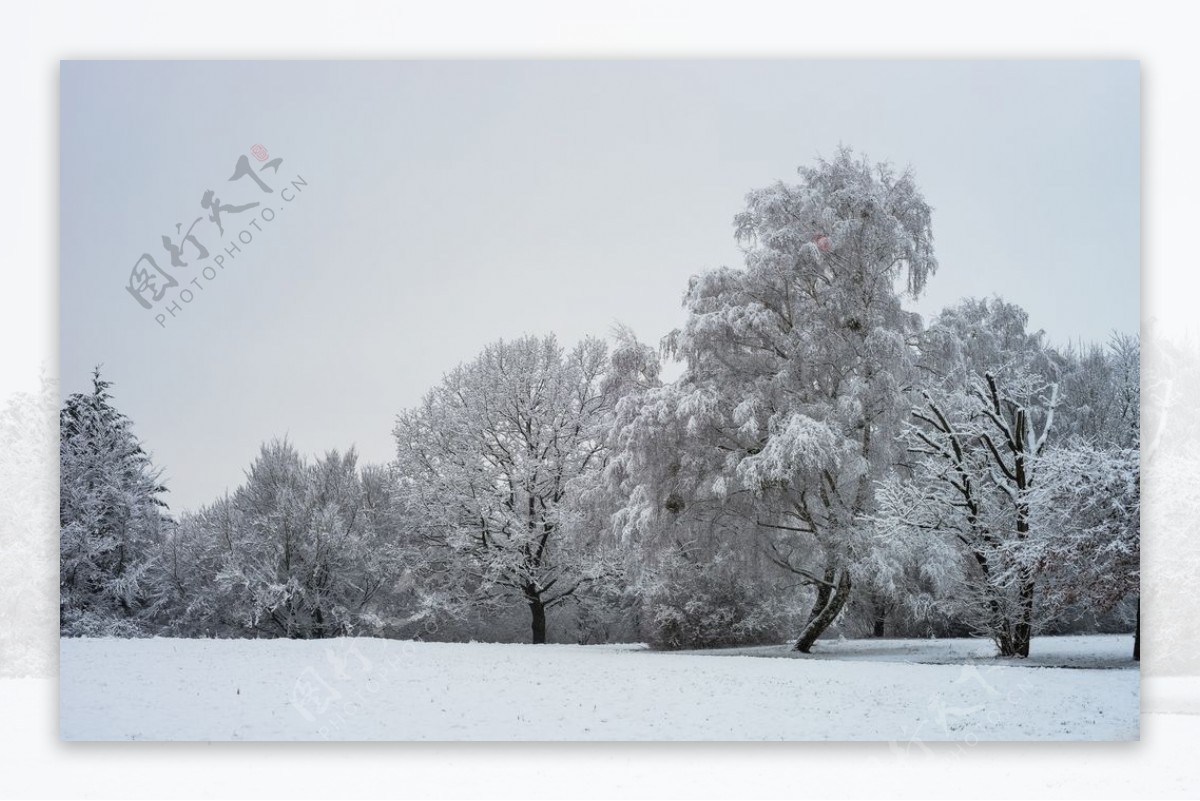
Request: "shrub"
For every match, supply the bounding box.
[643,551,790,650]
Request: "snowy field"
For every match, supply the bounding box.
[669,632,1137,668]
[59,635,1139,742]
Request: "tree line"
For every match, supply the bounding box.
[59,149,1140,657]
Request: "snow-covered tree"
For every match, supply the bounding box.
[59,368,169,636]
[892,373,1059,656]
[152,441,398,639]
[610,148,937,652]
[1027,442,1139,642]
[878,299,1067,656]
[639,544,796,650]
[392,334,632,644]
[883,299,1141,657]
[1058,333,1139,449]
[1042,334,1140,656]
[142,494,251,636]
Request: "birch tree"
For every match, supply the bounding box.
[611,148,937,651]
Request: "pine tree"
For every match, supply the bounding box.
[59,367,168,635]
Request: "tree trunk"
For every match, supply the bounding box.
[995,576,1036,657]
[793,568,852,653]
[1134,597,1140,662]
[995,619,1017,657]
[529,597,547,645]
[1013,575,1035,658]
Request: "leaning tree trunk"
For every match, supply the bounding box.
[793,567,852,653]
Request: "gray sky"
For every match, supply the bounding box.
[60,61,1139,513]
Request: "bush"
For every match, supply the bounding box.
[60,609,149,638]
[643,552,790,650]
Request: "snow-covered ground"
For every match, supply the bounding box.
[670,632,1137,668]
[59,635,1139,741]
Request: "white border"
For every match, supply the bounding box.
[4,1,1198,798]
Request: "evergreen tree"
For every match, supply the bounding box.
[59,368,169,635]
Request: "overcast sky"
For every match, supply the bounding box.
[60,60,1139,512]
